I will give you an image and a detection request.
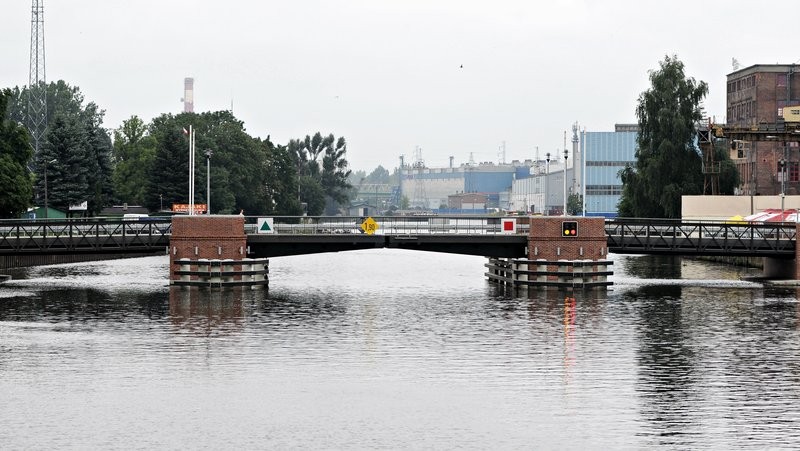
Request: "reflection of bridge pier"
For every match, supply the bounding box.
[169,287,246,334]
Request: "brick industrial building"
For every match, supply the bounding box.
[727,64,800,196]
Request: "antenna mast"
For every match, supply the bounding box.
[28,0,47,159]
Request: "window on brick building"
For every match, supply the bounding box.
[790,162,799,183]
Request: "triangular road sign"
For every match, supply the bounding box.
[257,217,274,234]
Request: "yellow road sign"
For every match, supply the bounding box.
[360,217,379,235]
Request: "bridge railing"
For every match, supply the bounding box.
[0,217,172,252]
[605,217,797,255]
[243,215,529,235]
[605,217,797,240]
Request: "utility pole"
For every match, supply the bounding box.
[545,152,551,215]
[28,0,47,162]
[563,149,569,216]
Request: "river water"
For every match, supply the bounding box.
[1,250,799,450]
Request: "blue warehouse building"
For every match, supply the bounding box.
[401,162,528,213]
[581,125,638,217]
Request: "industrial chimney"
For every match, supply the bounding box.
[183,77,194,113]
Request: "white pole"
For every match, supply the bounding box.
[581,128,586,217]
[190,125,195,215]
[563,149,568,216]
[192,127,196,214]
[188,125,192,216]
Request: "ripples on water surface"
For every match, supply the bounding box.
[1,251,799,449]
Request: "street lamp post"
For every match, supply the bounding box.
[43,158,56,219]
[545,152,551,216]
[159,194,163,212]
[205,149,213,215]
[563,148,569,216]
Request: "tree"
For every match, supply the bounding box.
[146,115,189,212]
[716,141,740,195]
[288,132,352,215]
[145,111,285,215]
[36,114,89,211]
[0,89,33,217]
[618,55,709,218]
[82,103,114,215]
[321,136,352,214]
[9,81,113,215]
[262,140,302,215]
[567,193,583,216]
[365,165,390,184]
[112,116,156,206]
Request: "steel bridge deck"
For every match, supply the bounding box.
[0,216,795,259]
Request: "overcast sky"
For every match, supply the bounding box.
[1,1,798,171]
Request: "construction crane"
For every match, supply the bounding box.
[698,117,800,195]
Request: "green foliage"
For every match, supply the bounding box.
[143,111,304,215]
[299,175,325,215]
[618,55,708,218]
[400,195,410,210]
[112,116,156,206]
[146,115,189,211]
[8,80,353,217]
[82,103,114,215]
[289,132,352,215]
[567,193,583,216]
[9,81,114,216]
[0,89,34,217]
[365,165,390,184]
[263,141,302,215]
[36,114,89,211]
[716,141,740,195]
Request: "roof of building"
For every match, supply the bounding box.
[728,63,799,79]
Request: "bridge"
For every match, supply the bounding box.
[0,215,795,260]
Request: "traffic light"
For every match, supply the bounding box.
[562,221,578,237]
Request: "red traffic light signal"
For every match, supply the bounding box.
[562,221,578,237]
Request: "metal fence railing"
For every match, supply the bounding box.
[242,215,528,235]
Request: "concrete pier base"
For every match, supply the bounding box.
[486,216,612,290]
[169,215,267,288]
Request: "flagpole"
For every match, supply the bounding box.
[189,125,194,215]
[191,126,196,215]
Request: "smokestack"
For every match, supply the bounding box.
[183,77,194,113]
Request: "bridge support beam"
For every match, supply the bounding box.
[764,257,796,279]
[764,223,800,280]
[169,216,265,288]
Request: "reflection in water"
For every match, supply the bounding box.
[563,295,577,376]
[635,296,700,446]
[1,251,799,449]
[623,254,683,279]
[168,287,248,336]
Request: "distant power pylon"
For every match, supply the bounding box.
[28,0,47,158]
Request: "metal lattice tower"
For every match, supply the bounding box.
[411,146,429,209]
[28,0,47,158]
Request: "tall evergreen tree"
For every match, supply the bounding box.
[10,81,113,215]
[618,55,708,218]
[82,103,114,215]
[36,114,89,211]
[146,117,188,212]
[0,89,33,218]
